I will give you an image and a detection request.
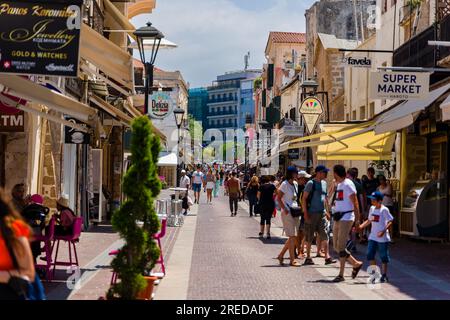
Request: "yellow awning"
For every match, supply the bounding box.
[316,124,396,161]
[80,24,134,90]
[280,121,375,151]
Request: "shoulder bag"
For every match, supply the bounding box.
[287,183,302,218]
[4,229,46,300]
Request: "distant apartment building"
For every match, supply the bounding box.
[205,69,261,134]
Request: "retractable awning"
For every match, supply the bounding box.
[280,121,375,151]
[89,95,133,127]
[374,83,450,134]
[127,0,156,19]
[316,124,396,161]
[0,75,97,124]
[80,24,134,90]
[103,0,136,40]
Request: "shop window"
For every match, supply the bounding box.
[360,106,366,120]
[369,102,375,118]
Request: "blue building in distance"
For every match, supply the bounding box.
[205,69,261,134]
[188,87,208,129]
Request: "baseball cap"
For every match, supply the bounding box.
[298,170,311,178]
[286,166,298,174]
[315,165,329,173]
[367,191,384,201]
[181,169,186,173]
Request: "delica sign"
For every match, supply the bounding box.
[370,71,430,100]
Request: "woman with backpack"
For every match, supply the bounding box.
[0,189,37,299]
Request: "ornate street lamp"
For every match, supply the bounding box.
[134,22,164,115]
[174,107,185,187]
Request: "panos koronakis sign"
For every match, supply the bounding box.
[0,0,82,77]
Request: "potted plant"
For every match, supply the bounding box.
[107,116,162,300]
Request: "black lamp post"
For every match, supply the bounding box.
[244,134,249,177]
[174,107,185,187]
[134,22,164,115]
[300,79,319,174]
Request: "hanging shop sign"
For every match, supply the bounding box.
[0,0,82,77]
[370,71,430,100]
[343,56,372,68]
[288,148,300,160]
[149,91,174,119]
[299,96,324,134]
[64,116,90,144]
[0,110,24,132]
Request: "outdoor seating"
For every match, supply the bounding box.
[52,217,83,277]
[34,216,56,281]
[153,218,167,276]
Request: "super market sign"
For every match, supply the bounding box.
[370,71,429,100]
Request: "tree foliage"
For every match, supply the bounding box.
[107,116,162,299]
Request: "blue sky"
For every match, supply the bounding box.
[132,0,314,88]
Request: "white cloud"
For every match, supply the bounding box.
[132,0,313,88]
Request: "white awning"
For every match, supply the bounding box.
[80,24,134,90]
[157,152,178,166]
[374,83,450,134]
[0,75,97,124]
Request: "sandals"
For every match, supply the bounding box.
[303,258,315,265]
[277,256,284,265]
[290,261,301,267]
[352,263,363,279]
[333,275,345,282]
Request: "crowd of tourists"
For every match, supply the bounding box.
[181,163,394,284]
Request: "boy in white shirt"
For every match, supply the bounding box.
[358,191,394,283]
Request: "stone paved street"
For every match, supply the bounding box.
[155,189,450,300]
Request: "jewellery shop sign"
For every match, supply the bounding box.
[0,0,82,77]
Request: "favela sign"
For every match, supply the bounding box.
[0,0,82,77]
[299,97,324,134]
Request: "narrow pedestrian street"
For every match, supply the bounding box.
[154,190,450,300]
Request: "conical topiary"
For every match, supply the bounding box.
[107,116,162,299]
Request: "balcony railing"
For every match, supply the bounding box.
[207,111,237,116]
[393,25,436,68]
[207,97,238,104]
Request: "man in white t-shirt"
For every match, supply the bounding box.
[331,164,363,282]
[179,169,190,191]
[191,165,204,204]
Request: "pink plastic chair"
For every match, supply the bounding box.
[109,249,120,285]
[34,216,56,281]
[52,217,83,276]
[153,219,167,275]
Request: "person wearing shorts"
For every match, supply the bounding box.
[358,191,393,283]
[302,165,335,265]
[277,167,301,267]
[192,166,204,204]
[331,165,363,282]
